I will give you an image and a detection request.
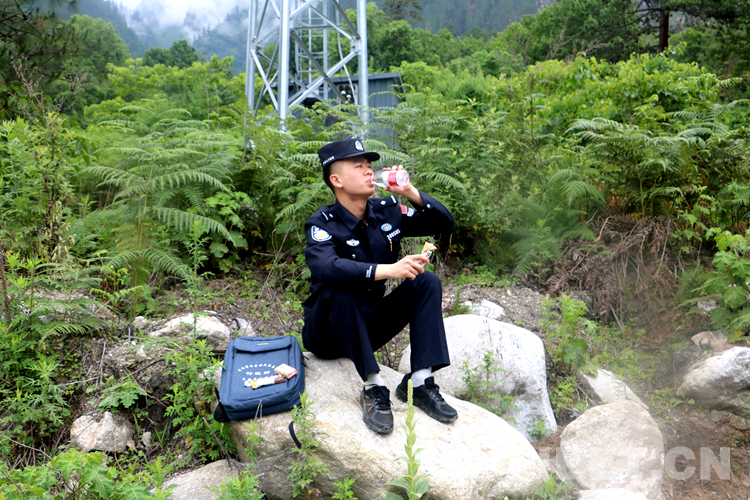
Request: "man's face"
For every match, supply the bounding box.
[330,155,376,197]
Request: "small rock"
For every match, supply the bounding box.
[691,329,727,350]
[142,431,152,447]
[697,299,719,314]
[70,411,135,452]
[134,345,149,362]
[132,316,149,330]
[230,317,255,336]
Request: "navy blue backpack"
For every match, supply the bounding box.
[214,335,305,422]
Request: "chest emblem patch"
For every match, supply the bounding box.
[346,239,360,247]
[311,225,332,242]
[380,223,393,232]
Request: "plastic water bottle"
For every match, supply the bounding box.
[372,169,409,188]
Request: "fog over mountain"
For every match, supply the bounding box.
[116,0,244,43]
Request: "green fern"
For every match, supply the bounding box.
[81,103,237,313]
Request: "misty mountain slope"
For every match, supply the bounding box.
[42,0,146,56]
[412,0,545,36]
[192,5,248,73]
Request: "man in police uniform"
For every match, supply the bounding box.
[302,137,457,435]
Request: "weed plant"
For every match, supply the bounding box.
[387,379,430,500]
[541,294,597,374]
[459,350,517,422]
[288,392,329,499]
[0,448,176,499]
[529,420,552,440]
[333,477,358,500]
[164,337,235,462]
[0,252,106,460]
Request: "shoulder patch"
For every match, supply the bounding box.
[400,205,417,217]
[400,204,416,217]
[311,225,332,242]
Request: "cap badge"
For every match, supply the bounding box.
[346,239,360,247]
[380,223,393,232]
[355,140,364,151]
[311,225,332,242]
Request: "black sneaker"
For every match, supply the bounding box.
[359,385,394,434]
[396,374,458,423]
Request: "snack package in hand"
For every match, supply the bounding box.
[421,242,437,266]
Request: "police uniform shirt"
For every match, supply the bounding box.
[303,190,454,306]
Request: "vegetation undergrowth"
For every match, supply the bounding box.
[459,350,518,423]
[288,392,329,499]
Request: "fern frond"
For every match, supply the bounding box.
[150,170,229,193]
[152,207,231,239]
[158,108,193,118]
[143,247,192,281]
[417,171,467,190]
[559,179,605,205]
[119,105,158,116]
[276,182,329,223]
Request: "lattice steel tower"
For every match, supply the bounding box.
[244,0,369,121]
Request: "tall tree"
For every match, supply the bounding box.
[143,39,203,69]
[0,0,80,116]
[383,0,423,24]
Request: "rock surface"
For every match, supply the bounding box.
[578,489,650,500]
[677,346,750,416]
[560,400,664,500]
[230,317,255,336]
[399,314,556,441]
[163,460,243,500]
[218,354,548,500]
[149,313,230,349]
[70,411,135,452]
[577,368,647,409]
[461,299,505,319]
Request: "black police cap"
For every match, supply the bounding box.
[318,138,380,169]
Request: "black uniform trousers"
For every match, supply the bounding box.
[302,271,450,382]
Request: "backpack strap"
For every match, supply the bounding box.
[288,421,302,449]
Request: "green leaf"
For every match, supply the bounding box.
[723,286,748,309]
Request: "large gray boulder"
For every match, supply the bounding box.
[560,400,664,500]
[399,314,556,441]
[677,346,750,416]
[218,354,547,500]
